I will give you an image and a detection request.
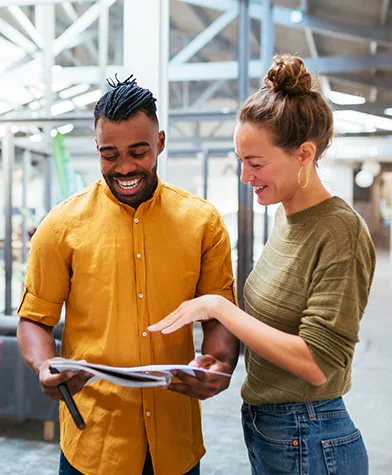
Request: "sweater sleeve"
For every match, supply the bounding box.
[299,227,375,378]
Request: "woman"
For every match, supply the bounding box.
[149,54,375,475]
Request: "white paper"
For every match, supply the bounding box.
[49,358,231,389]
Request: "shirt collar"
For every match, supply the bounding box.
[102,176,163,213]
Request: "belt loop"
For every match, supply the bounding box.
[305,402,317,421]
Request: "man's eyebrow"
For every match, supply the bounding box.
[98,142,150,153]
[128,142,150,149]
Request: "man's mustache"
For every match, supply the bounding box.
[107,171,149,180]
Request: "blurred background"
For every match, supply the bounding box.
[0,1,391,474]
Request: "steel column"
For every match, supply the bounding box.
[36,3,54,212]
[21,149,31,265]
[202,148,209,200]
[99,2,109,93]
[237,0,253,308]
[3,128,14,315]
[261,0,274,245]
[123,0,170,180]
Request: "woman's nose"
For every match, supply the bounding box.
[240,164,254,184]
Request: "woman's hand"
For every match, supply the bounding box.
[148,294,223,334]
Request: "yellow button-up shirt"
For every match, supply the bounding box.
[18,179,236,475]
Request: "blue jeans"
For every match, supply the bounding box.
[59,450,200,475]
[242,397,368,475]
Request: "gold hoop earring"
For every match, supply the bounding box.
[298,166,309,189]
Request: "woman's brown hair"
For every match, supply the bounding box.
[238,53,334,163]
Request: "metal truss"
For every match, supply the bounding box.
[0,0,391,130]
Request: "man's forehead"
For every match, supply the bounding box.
[96,117,158,143]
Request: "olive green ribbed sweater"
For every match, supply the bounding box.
[242,196,376,405]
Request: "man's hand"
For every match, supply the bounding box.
[39,358,93,400]
[168,354,231,400]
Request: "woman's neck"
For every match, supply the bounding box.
[282,174,332,215]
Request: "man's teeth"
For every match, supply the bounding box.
[254,185,266,191]
[117,177,142,189]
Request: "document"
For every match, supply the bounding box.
[50,359,231,388]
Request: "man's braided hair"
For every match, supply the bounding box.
[94,74,158,127]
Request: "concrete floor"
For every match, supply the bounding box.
[0,249,391,474]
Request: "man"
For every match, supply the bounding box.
[17,75,239,475]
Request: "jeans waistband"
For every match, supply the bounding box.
[243,397,345,421]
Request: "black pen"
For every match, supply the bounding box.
[49,366,86,430]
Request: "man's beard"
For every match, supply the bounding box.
[102,165,158,208]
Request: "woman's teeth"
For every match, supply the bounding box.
[254,185,266,191]
[117,177,142,190]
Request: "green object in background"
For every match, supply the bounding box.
[52,132,85,201]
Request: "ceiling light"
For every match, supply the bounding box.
[362,161,381,176]
[355,170,374,188]
[30,134,43,143]
[59,84,91,99]
[51,100,75,116]
[58,123,74,135]
[290,9,303,23]
[28,100,41,110]
[334,110,392,131]
[0,101,13,114]
[52,83,72,93]
[329,91,366,105]
[72,89,102,107]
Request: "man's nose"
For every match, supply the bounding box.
[114,154,137,175]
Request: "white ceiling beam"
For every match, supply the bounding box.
[53,0,116,57]
[179,0,392,46]
[8,5,44,48]
[0,0,89,5]
[190,80,225,108]
[61,2,99,62]
[168,53,392,82]
[170,10,238,65]
[98,2,109,92]
[0,15,37,53]
[3,51,392,87]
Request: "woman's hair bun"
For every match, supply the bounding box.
[264,54,313,95]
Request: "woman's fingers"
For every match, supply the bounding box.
[148,311,183,332]
[161,317,188,334]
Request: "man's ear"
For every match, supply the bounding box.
[297,141,316,168]
[95,138,99,152]
[157,130,166,155]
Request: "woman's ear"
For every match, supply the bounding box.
[297,141,317,167]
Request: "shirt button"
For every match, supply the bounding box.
[142,331,147,337]
[139,293,144,299]
[146,411,151,417]
[134,218,139,223]
[136,253,142,259]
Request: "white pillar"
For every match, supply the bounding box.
[99,3,109,94]
[123,0,170,180]
[36,4,55,211]
[319,160,354,206]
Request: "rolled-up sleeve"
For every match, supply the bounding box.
[17,213,71,326]
[195,209,237,305]
[299,254,373,378]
